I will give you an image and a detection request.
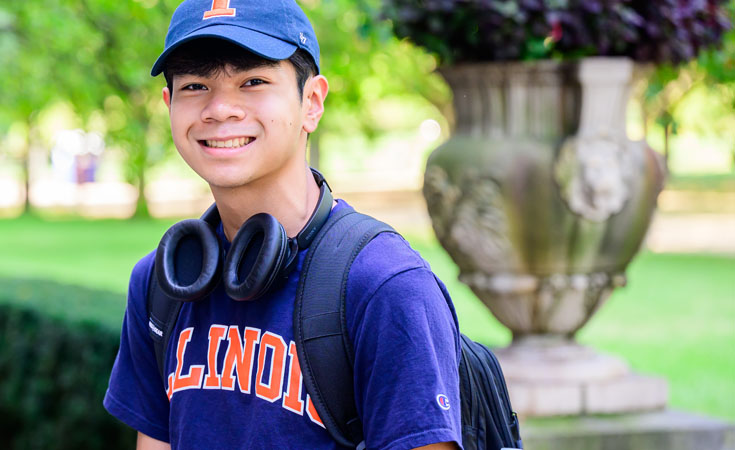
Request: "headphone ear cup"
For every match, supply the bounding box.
[223,213,289,301]
[155,219,223,301]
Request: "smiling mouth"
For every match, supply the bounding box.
[201,137,255,148]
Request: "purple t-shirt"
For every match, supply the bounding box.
[104,201,462,449]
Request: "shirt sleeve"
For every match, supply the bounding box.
[347,234,462,450]
[103,251,170,442]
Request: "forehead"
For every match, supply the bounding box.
[171,59,296,83]
[178,60,285,76]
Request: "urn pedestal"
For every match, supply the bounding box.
[423,58,668,417]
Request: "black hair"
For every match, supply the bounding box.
[163,38,318,101]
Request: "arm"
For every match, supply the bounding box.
[103,253,171,443]
[414,443,459,450]
[137,432,171,450]
[346,234,463,450]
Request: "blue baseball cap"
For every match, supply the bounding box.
[151,0,320,76]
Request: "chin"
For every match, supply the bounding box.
[188,160,255,188]
[204,175,252,189]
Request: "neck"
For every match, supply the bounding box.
[210,162,321,242]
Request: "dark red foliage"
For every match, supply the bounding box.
[382,0,732,64]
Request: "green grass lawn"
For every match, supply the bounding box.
[578,252,735,422]
[0,215,176,294]
[0,215,733,421]
[666,172,735,192]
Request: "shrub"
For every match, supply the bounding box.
[0,278,135,450]
[382,0,732,64]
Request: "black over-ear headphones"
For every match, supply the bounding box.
[155,168,333,302]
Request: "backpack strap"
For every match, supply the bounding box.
[147,265,183,383]
[293,206,396,449]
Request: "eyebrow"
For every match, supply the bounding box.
[175,61,283,80]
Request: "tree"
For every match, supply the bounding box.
[301,0,451,168]
[0,2,61,213]
[0,0,450,217]
[0,0,176,217]
[698,0,735,169]
[642,0,734,169]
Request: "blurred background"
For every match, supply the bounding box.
[0,0,732,448]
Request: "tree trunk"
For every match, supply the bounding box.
[22,150,31,214]
[134,163,149,218]
[663,123,670,169]
[21,119,34,215]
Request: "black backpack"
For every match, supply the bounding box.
[147,206,523,450]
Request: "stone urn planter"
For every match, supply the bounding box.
[423,57,668,416]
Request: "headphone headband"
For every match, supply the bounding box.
[199,167,333,249]
[201,203,221,228]
[296,168,333,249]
[159,168,333,302]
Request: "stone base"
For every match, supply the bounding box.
[508,374,668,417]
[495,341,668,417]
[521,410,735,450]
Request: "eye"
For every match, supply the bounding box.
[243,78,266,87]
[182,83,207,91]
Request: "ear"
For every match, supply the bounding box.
[302,75,329,134]
[162,86,172,111]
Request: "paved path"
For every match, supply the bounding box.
[646,213,735,254]
[341,191,735,255]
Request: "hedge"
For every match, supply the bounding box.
[0,277,136,449]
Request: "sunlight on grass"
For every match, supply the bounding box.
[0,215,175,293]
[0,216,732,420]
[405,233,735,421]
[578,252,735,421]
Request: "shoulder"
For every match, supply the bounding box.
[127,250,157,320]
[342,225,463,448]
[130,250,156,296]
[347,231,432,305]
[104,249,171,441]
[327,200,434,307]
[345,227,459,344]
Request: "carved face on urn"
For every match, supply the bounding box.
[554,135,636,222]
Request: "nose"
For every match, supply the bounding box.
[201,91,246,122]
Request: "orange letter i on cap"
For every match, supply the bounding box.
[203,0,236,19]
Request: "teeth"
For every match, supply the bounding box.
[205,137,253,148]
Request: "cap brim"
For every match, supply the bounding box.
[151,24,298,76]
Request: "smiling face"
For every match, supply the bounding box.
[160,39,326,191]
[164,60,308,188]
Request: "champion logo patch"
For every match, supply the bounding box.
[436,394,450,410]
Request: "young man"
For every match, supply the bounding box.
[104,1,462,449]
